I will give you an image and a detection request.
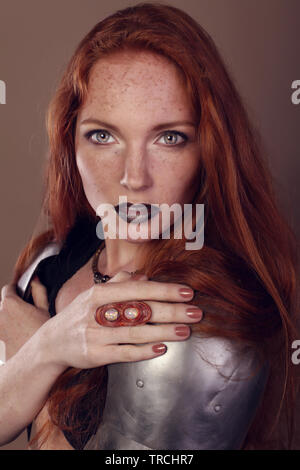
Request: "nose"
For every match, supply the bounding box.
[120,146,153,191]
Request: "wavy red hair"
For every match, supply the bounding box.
[13,2,299,449]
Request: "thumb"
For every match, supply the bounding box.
[30,276,49,311]
[1,283,18,301]
[1,283,30,311]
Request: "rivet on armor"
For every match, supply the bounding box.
[136,379,144,388]
[214,404,221,412]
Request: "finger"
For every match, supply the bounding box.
[31,276,49,310]
[139,300,203,324]
[93,279,194,306]
[102,342,167,364]
[102,322,191,344]
[0,283,19,310]
[1,283,17,300]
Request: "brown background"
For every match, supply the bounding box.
[0,0,299,450]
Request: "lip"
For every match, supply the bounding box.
[115,202,160,224]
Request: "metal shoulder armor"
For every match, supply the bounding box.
[85,334,269,450]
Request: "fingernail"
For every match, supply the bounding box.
[179,288,194,298]
[152,343,167,354]
[175,326,190,337]
[186,307,203,319]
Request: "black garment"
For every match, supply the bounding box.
[36,215,103,319]
[28,215,106,449]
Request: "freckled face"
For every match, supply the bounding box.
[75,50,200,240]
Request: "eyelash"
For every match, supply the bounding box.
[84,129,188,146]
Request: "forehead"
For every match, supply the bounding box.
[79,50,193,118]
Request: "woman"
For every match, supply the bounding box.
[0,2,298,450]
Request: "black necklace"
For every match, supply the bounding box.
[92,243,138,284]
[92,243,111,284]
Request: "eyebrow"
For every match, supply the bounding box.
[79,118,195,132]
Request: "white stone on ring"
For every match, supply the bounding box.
[104,308,120,321]
[124,307,139,320]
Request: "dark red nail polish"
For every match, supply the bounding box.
[152,343,167,354]
[179,288,194,298]
[186,307,203,319]
[175,326,190,337]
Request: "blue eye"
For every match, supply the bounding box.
[159,131,187,145]
[85,130,115,144]
[84,129,188,146]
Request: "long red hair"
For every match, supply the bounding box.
[13,2,299,449]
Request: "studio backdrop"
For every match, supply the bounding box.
[0,0,299,450]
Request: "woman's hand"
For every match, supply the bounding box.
[0,277,50,360]
[37,271,203,370]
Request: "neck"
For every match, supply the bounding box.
[97,238,146,277]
